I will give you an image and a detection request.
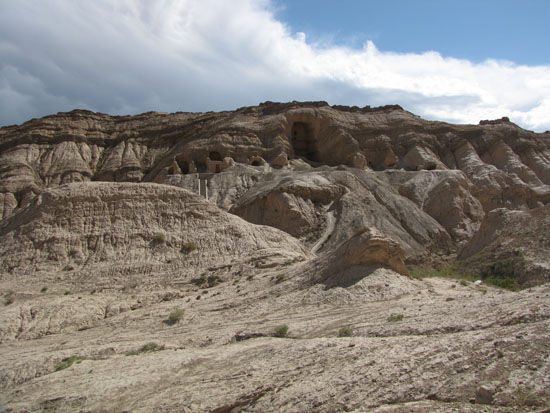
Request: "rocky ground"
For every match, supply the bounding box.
[1,102,549,411]
[1,266,549,412]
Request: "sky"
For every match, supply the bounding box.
[1,0,549,131]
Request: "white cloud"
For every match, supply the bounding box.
[1,0,549,131]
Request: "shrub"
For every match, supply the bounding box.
[338,326,353,337]
[207,275,221,287]
[55,355,86,371]
[275,274,286,284]
[273,324,289,338]
[191,274,221,288]
[460,280,468,286]
[64,291,71,296]
[181,242,197,254]
[167,309,185,325]
[484,276,516,290]
[125,342,165,356]
[479,253,523,290]
[41,286,48,293]
[153,233,166,245]
[387,314,404,322]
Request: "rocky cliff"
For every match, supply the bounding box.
[1,101,549,286]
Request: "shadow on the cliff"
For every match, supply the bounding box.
[322,263,388,289]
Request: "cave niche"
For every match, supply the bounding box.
[291,122,318,161]
[209,151,223,161]
[175,156,190,174]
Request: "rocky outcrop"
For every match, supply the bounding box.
[315,227,408,288]
[0,182,310,275]
[2,102,549,218]
[0,101,549,286]
[459,206,550,287]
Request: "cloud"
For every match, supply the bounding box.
[1,0,549,131]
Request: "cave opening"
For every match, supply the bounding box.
[175,157,189,174]
[195,160,207,173]
[291,122,318,161]
[209,151,223,161]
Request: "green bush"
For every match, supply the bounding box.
[55,355,86,371]
[181,242,197,254]
[153,233,166,245]
[167,309,185,325]
[273,324,289,338]
[387,314,404,322]
[483,275,516,290]
[40,286,48,293]
[125,342,165,356]
[479,252,523,290]
[338,326,353,337]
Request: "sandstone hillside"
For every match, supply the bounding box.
[0,102,549,412]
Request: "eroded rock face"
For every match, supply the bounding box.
[1,103,550,412]
[230,172,345,243]
[459,206,550,287]
[317,227,408,288]
[0,101,549,281]
[2,102,549,219]
[0,182,310,275]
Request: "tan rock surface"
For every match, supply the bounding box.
[1,102,549,412]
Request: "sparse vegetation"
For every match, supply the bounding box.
[273,324,289,337]
[55,355,86,371]
[387,313,404,322]
[338,326,353,337]
[166,309,185,325]
[64,291,71,295]
[275,273,286,284]
[125,342,165,356]
[482,274,516,290]
[191,274,221,288]
[153,233,166,245]
[475,251,524,290]
[410,264,517,291]
[181,242,197,254]
[40,286,48,293]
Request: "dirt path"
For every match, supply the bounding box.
[311,202,336,254]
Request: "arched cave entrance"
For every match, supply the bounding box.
[291,122,318,161]
[175,156,189,174]
[209,151,223,161]
[195,160,207,173]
